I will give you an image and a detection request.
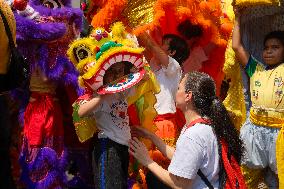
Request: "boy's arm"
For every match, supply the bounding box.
[138,32,170,67]
[78,95,103,117]
[232,11,249,67]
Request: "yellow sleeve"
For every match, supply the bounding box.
[127,69,160,105]
[73,100,97,143]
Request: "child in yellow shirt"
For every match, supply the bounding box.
[232,10,284,189]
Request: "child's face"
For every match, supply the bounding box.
[161,38,171,54]
[103,63,125,85]
[162,38,176,57]
[103,70,114,85]
[112,63,125,80]
[262,38,284,66]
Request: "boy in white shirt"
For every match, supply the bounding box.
[138,32,189,188]
[77,62,136,189]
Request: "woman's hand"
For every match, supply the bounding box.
[129,137,154,167]
[131,126,154,139]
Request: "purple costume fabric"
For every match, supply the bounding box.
[14,0,82,92]
[14,1,94,188]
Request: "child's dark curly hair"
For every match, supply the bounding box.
[177,20,203,40]
[162,34,190,64]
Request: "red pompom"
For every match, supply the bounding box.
[13,0,28,11]
[81,2,87,11]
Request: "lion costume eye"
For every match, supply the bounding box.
[95,29,102,35]
[42,0,63,9]
[73,45,93,62]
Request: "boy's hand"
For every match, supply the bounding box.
[131,126,153,139]
[142,72,150,81]
[150,27,163,45]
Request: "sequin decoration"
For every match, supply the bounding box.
[121,0,156,28]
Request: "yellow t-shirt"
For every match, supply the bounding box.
[246,55,284,127]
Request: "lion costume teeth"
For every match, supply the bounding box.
[68,22,145,93]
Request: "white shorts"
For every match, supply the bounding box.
[240,118,280,174]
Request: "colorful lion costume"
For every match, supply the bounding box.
[12,0,95,188]
[68,22,160,188]
[69,22,159,142]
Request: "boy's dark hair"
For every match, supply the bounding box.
[264,30,284,46]
[162,34,190,64]
[177,20,203,40]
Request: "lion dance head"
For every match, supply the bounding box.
[68,22,148,95]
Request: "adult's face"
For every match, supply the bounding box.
[176,75,191,111]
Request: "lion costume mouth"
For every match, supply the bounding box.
[96,67,146,95]
[68,22,146,94]
[84,51,145,94]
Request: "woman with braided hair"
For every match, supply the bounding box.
[129,72,245,188]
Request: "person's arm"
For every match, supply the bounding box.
[232,10,249,67]
[149,132,175,160]
[137,32,170,67]
[78,95,103,117]
[131,126,175,159]
[129,138,193,189]
[142,47,153,63]
[148,162,193,189]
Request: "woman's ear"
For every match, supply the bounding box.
[185,92,192,103]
